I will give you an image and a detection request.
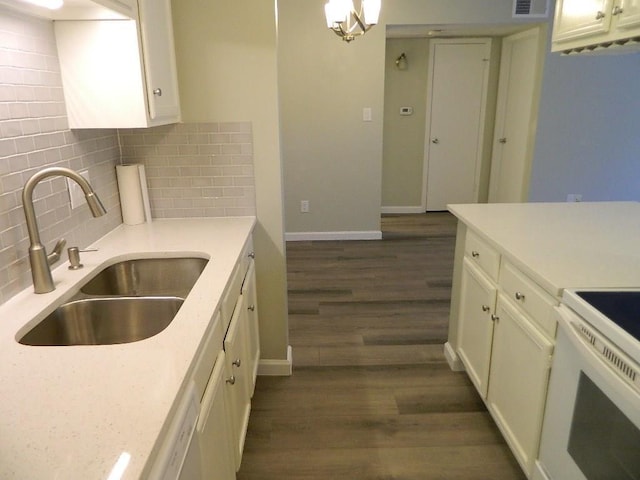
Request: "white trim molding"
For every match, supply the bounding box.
[257,345,293,376]
[285,230,382,241]
[444,342,465,372]
[381,206,425,214]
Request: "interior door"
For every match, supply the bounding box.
[488,28,543,203]
[424,39,491,211]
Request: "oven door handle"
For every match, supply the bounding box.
[556,306,640,399]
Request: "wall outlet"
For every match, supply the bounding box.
[67,169,90,209]
[566,194,582,202]
[300,200,310,213]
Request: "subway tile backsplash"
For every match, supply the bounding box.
[119,122,256,219]
[0,9,122,304]
[0,8,255,305]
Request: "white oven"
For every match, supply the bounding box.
[533,292,640,480]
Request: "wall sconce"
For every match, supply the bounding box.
[395,53,408,70]
[325,0,381,43]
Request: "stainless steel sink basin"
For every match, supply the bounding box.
[19,297,184,346]
[80,257,208,298]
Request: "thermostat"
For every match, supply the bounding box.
[400,106,413,116]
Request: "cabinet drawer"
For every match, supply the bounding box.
[240,236,254,283]
[499,260,558,339]
[221,264,242,333]
[465,229,500,281]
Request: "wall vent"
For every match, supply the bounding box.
[513,0,550,18]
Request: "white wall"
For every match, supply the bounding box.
[529,50,640,202]
[280,0,540,237]
[382,37,430,210]
[279,0,385,237]
[172,0,289,363]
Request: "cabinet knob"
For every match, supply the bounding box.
[232,358,241,367]
[491,314,499,322]
[612,5,624,15]
[482,305,490,313]
[471,251,480,258]
[498,137,507,144]
[248,305,255,312]
[595,10,606,20]
[226,375,236,385]
[515,291,526,301]
[153,88,163,96]
[248,251,255,259]
[432,138,439,144]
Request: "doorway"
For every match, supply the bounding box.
[423,38,493,211]
[381,26,546,214]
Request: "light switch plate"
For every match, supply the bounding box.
[67,169,90,209]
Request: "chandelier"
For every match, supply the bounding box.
[324,0,381,43]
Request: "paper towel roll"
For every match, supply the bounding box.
[116,164,149,225]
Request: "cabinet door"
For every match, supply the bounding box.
[224,296,251,471]
[457,258,497,398]
[138,0,180,121]
[617,0,640,28]
[487,296,553,476]
[553,0,615,42]
[197,351,236,480]
[241,261,260,397]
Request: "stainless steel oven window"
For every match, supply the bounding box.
[568,372,640,480]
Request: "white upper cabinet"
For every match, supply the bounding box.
[553,0,615,41]
[54,0,180,128]
[552,0,640,52]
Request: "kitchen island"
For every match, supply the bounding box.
[0,217,255,479]
[446,201,640,477]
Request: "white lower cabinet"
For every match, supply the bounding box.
[224,294,252,471]
[455,227,558,478]
[487,295,554,476]
[242,261,260,398]
[457,258,497,397]
[197,350,236,480]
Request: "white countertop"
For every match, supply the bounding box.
[448,201,640,296]
[0,217,255,480]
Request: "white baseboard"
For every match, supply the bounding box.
[444,342,465,372]
[285,231,382,241]
[381,206,425,214]
[257,345,293,376]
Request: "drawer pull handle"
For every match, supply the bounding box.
[515,292,526,301]
[232,358,242,367]
[482,305,490,313]
[491,314,499,323]
[226,375,236,385]
[248,305,255,312]
[471,251,480,258]
[248,251,255,259]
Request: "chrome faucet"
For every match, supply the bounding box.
[22,167,107,294]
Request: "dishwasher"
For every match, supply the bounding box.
[148,381,202,480]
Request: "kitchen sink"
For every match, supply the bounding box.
[18,297,184,346]
[80,257,208,298]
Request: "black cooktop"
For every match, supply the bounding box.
[577,291,640,343]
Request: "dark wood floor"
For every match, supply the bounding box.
[237,213,525,480]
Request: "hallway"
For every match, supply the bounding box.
[237,213,525,479]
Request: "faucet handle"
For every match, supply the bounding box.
[47,238,67,266]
